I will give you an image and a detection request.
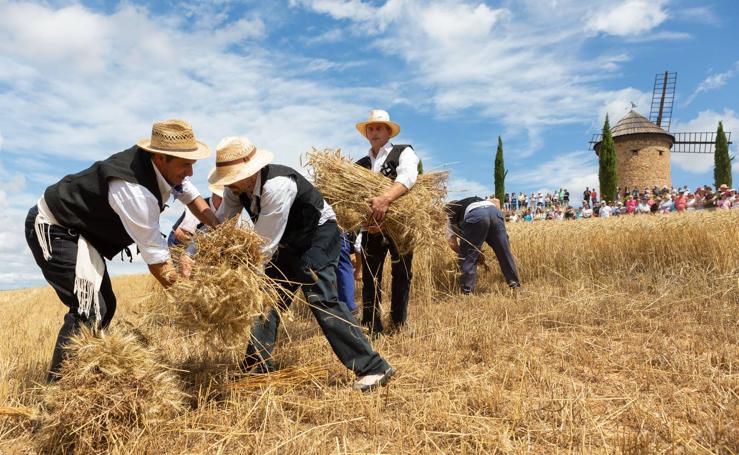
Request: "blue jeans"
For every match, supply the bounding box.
[459,206,520,293]
[336,233,356,311]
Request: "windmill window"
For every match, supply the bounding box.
[631,149,639,156]
[658,150,664,156]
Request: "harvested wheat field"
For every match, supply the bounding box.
[1,210,737,454]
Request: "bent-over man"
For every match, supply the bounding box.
[209,137,395,392]
[446,196,521,294]
[25,119,217,380]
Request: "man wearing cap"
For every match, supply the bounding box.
[209,137,395,392]
[24,119,218,381]
[446,196,521,294]
[354,109,420,336]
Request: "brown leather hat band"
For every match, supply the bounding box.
[216,148,256,167]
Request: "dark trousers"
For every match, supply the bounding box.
[24,206,116,380]
[360,232,413,334]
[459,205,520,293]
[245,222,389,376]
[336,233,356,311]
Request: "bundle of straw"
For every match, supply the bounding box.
[305,148,448,255]
[37,326,186,454]
[162,218,280,346]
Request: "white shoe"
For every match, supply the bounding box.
[353,367,396,392]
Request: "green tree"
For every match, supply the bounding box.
[713,121,733,189]
[494,136,507,202]
[598,115,618,202]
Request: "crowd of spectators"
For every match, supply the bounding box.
[499,184,739,222]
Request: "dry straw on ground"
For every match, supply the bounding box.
[305,148,448,255]
[36,326,187,454]
[1,210,737,453]
[151,218,280,347]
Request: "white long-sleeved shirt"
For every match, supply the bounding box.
[107,163,200,264]
[216,171,336,260]
[363,142,419,190]
[38,159,201,265]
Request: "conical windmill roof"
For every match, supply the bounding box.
[611,110,674,141]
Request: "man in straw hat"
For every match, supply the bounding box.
[446,196,521,294]
[209,137,395,392]
[354,109,420,335]
[24,119,218,381]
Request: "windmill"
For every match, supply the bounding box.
[590,71,733,189]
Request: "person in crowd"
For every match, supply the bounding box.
[637,198,650,215]
[25,119,218,381]
[674,191,687,212]
[583,187,591,206]
[591,188,598,204]
[446,197,521,294]
[354,109,420,336]
[659,194,674,214]
[685,192,696,211]
[209,136,395,392]
[582,202,593,218]
[599,201,612,218]
[625,195,637,215]
[563,189,570,206]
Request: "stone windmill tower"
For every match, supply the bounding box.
[591,71,732,190]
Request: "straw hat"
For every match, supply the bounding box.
[207,137,274,191]
[356,109,400,138]
[137,119,211,159]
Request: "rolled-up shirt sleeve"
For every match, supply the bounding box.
[108,179,170,265]
[395,147,419,189]
[173,179,200,205]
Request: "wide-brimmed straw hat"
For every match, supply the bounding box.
[356,109,400,138]
[207,136,274,191]
[136,119,211,159]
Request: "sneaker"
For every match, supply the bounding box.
[353,367,396,392]
[508,281,521,289]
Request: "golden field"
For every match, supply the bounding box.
[1,210,737,454]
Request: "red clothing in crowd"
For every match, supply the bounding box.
[675,195,687,212]
[626,199,637,214]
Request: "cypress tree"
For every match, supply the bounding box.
[494,136,506,202]
[713,121,733,189]
[598,115,618,203]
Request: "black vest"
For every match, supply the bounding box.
[356,144,421,179]
[446,196,484,230]
[44,146,164,260]
[240,164,325,253]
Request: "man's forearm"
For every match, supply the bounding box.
[381,182,409,204]
[188,196,219,228]
[148,260,178,288]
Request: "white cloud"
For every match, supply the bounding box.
[670,109,738,173]
[508,150,599,205]
[447,176,491,200]
[685,61,739,105]
[0,3,111,74]
[0,1,379,288]
[586,0,668,37]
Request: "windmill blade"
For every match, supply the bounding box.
[649,71,677,131]
[673,131,733,153]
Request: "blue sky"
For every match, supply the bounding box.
[0,0,737,289]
